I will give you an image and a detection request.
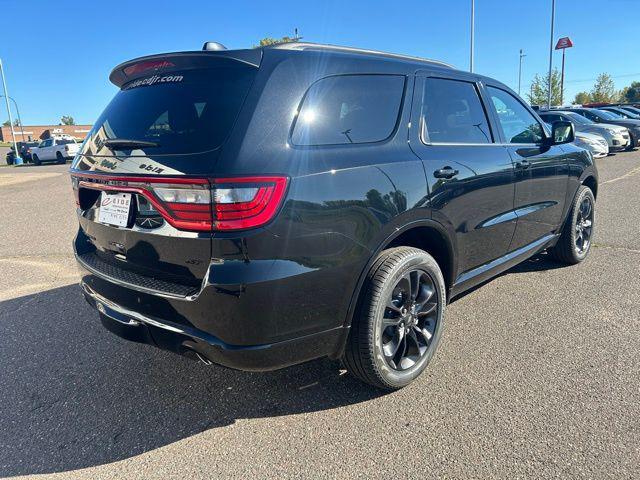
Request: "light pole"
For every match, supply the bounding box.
[0,58,20,164]
[547,0,556,108]
[0,95,25,142]
[469,0,475,73]
[518,49,526,96]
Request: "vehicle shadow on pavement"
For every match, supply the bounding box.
[0,285,382,477]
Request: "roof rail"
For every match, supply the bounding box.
[267,42,454,69]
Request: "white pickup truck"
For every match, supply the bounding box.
[31,135,80,165]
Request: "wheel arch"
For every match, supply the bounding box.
[582,174,598,200]
[341,220,456,328]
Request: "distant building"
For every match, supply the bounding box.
[0,124,92,142]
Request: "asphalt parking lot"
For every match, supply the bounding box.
[1,155,639,479]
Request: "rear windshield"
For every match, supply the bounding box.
[79,65,256,157]
[57,139,76,145]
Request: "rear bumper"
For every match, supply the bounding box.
[81,280,344,371]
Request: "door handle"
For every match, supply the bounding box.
[516,159,531,169]
[433,166,459,179]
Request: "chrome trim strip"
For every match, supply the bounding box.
[81,282,271,351]
[477,202,558,229]
[82,282,187,334]
[454,233,558,286]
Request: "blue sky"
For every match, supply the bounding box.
[1,0,638,125]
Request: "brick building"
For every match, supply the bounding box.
[0,124,92,142]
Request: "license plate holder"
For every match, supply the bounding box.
[98,192,132,227]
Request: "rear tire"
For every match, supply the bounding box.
[342,247,446,390]
[32,154,41,166]
[56,152,65,164]
[548,185,595,264]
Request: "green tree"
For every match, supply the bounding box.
[573,91,591,105]
[589,73,617,103]
[60,115,75,125]
[527,69,562,106]
[255,36,296,48]
[2,118,19,127]
[621,81,640,103]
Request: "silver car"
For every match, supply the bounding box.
[539,110,630,151]
[574,130,609,158]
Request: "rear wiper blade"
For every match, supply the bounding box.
[103,138,160,149]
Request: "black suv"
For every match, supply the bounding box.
[71,42,597,389]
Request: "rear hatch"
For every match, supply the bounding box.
[71,51,261,293]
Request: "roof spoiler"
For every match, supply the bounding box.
[109,49,262,88]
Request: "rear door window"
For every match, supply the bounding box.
[80,65,257,156]
[420,78,492,144]
[291,74,405,146]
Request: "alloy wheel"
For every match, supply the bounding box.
[381,269,439,371]
[575,196,593,255]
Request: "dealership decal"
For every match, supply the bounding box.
[124,74,184,90]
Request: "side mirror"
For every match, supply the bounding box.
[550,120,574,145]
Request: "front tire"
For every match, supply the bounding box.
[625,133,636,151]
[342,247,446,390]
[548,185,595,264]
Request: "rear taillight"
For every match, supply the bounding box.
[71,174,288,232]
[212,177,288,231]
[64,145,69,152]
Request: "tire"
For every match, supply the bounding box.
[625,135,634,151]
[342,247,446,390]
[548,185,595,264]
[32,154,41,166]
[56,152,65,164]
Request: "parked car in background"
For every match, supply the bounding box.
[568,107,640,150]
[539,110,629,152]
[544,121,608,158]
[600,106,640,120]
[71,41,597,390]
[5,147,16,165]
[574,130,609,158]
[616,105,640,116]
[30,135,80,165]
[4,141,39,165]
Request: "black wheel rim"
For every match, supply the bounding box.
[381,269,438,371]
[575,196,593,255]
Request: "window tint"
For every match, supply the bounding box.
[80,65,257,156]
[291,75,405,146]
[563,111,592,125]
[580,110,598,121]
[421,78,492,144]
[488,87,543,144]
